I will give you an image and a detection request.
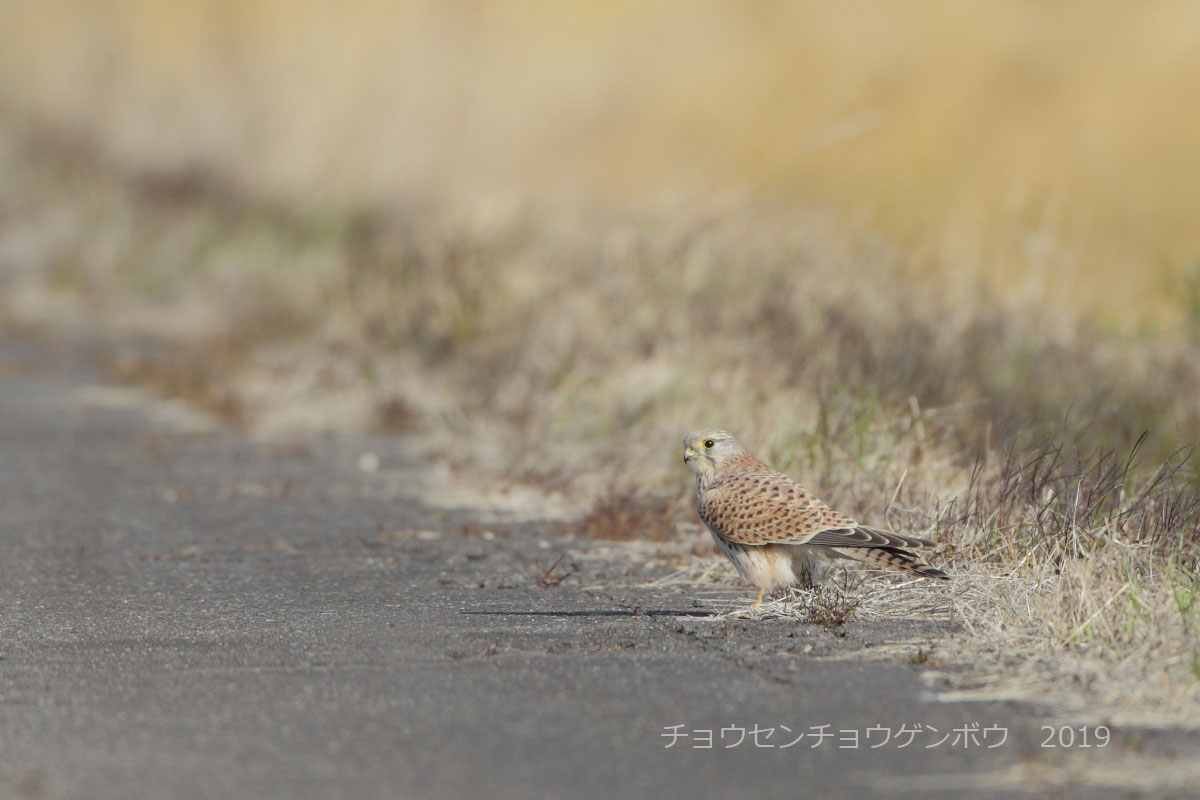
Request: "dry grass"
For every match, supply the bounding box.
[2,2,1199,727]
[5,2,1200,323]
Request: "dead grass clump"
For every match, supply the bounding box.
[533,555,575,588]
[373,396,420,432]
[922,435,1200,719]
[942,433,1200,568]
[100,292,318,428]
[576,491,683,542]
[103,340,248,427]
[798,581,861,632]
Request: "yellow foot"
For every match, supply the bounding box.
[752,587,765,611]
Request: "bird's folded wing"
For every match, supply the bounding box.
[805,526,935,549]
[703,470,857,545]
[704,471,934,549]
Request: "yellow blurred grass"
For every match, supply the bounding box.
[4,1,1200,323]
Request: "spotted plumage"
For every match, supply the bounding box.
[683,429,949,609]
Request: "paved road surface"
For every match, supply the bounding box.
[0,330,1184,799]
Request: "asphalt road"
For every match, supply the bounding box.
[0,330,1185,799]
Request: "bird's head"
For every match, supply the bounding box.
[682,429,745,479]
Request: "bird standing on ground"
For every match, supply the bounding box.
[683,429,949,610]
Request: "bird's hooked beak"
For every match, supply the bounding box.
[683,446,698,464]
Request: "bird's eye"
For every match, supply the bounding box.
[703,439,715,449]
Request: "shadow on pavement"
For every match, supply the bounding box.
[461,609,717,618]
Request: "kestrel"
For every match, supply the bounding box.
[683,429,949,609]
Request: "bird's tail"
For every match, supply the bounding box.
[830,546,950,579]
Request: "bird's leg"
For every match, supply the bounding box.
[752,587,764,610]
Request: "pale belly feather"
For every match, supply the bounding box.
[710,533,829,590]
